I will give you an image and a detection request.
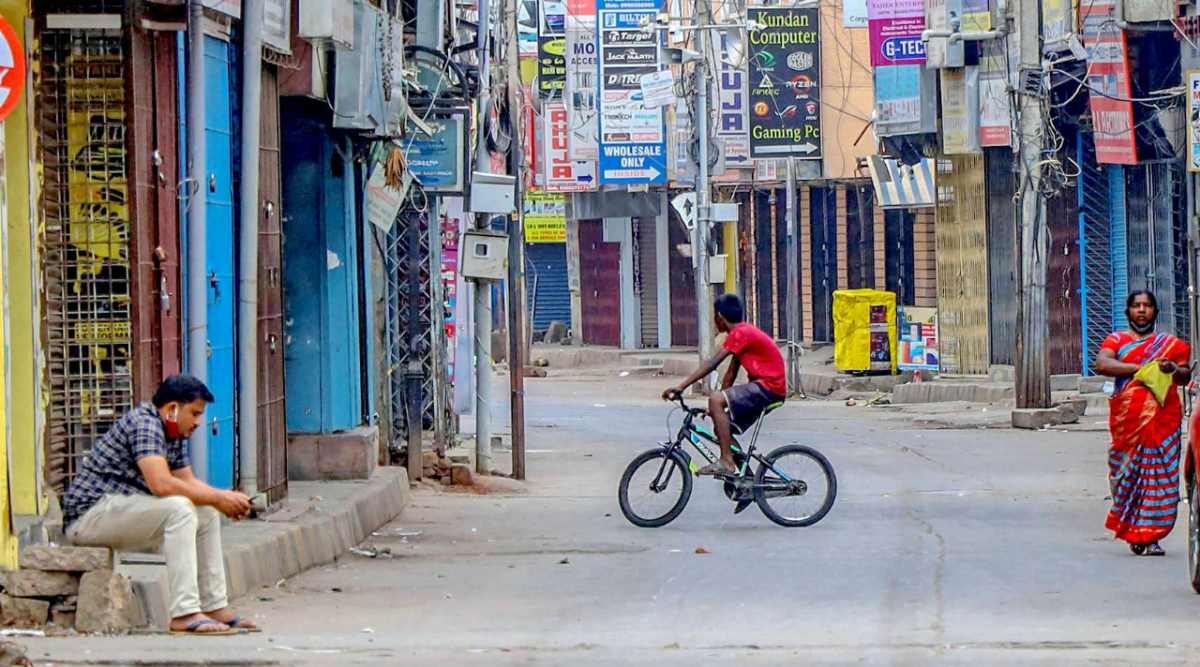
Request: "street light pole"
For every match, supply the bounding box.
[692,0,715,389]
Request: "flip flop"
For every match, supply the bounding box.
[225,615,262,633]
[169,619,238,636]
[695,462,736,477]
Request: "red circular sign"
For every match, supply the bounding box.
[0,16,25,124]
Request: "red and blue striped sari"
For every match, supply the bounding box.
[1102,331,1191,545]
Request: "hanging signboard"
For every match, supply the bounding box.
[1188,71,1200,173]
[539,0,568,94]
[940,67,980,154]
[898,307,939,372]
[524,191,568,243]
[402,110,468,194]
[542,101,598,191]
[565,0,600,160]
[1081,0,1137,165]
[263,0,292,53]
[596,0,668,184]
[716,29,750,165]
[873,64,936,136]
[747,6,822,159]
[844,0,869,27]
[867,0,925,67]
[961,0,991,30]
[978,41,1011,147]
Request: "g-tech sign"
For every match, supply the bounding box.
[880,35,925,62]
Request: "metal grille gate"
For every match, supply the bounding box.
[1077,133,1114,375]
[383,208,449,453]
[40,30,135,493]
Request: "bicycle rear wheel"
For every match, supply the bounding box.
[754,445,837,527]
[618,449,693,528]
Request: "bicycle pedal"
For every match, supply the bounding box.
[733,499,754,515]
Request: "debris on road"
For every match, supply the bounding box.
[559,557,570,565]
[695,547,711,555]
[350,546,393,559]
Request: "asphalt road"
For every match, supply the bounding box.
[24,374,1200,665]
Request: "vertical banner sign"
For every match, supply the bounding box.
[978,41,1011,147]
[867,0,925,67]
[539,1,567,95]
[747,6,822,159]
[716,30,750,165]
[542,101,597,190]
[565,0,600,160]
[1081,0,1137,165]
[1189,71,1200,172]
[940,67,980,154]
[596,0,668,184]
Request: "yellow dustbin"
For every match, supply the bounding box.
[832,289,897,373]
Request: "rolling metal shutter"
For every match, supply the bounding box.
[525,243,571,333]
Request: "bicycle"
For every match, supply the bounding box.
[617,392,837,528]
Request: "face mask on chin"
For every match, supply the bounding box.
[164,405,183,440]
[1130,314,1156,335]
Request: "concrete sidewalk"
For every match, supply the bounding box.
[122,468,410,628]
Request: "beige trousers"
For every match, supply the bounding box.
[67,494,228,619]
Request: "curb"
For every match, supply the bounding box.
[222,468,410,600]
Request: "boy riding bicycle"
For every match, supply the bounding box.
[662,294,787,477]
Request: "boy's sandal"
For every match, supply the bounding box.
[169,619,238,636]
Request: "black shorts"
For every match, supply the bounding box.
[723,382,785,434]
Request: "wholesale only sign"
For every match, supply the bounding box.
[747,6,822,159]
[596,0,667,184]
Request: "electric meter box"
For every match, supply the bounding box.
[461,231,509,281]
[469,172,516,214]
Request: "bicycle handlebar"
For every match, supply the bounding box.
[665,390,706,417]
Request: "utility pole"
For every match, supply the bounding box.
[237,0,263,499]
[785,158,800,394]
[692,0,715,388]
[505,0,527,480]
[186,0,209,482]
[473,0,496,475]
[1013,0,1049,408]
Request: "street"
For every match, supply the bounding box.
[23,372,1200,665]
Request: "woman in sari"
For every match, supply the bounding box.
[1096,291,1192,556]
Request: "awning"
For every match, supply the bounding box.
[867,156,936,209]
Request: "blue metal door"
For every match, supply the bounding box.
[204,35,237,489]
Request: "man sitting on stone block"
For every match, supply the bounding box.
[62,375,259,635]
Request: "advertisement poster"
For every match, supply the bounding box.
[716,29,750,164]
[1081,0,1138,165]
[565,0,599,160]
[940,67,980,154]
[1042,0,1071,46]
[441,211,460,384]
[524,191,567,243]
[1190,70,1200,172]
[747,6,822,159]
[866,0,925,67]
[538,0,567,94]
[596,0,668,184]
[898,307,939,372]
[542,101,597,191]
[518,0,538,56]
[961,0,991,30]
[874,64,921,126]
[978,42,1011,147]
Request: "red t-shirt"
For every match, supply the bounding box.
[723,322,787,397]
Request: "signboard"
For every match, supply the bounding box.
[403,111,468,194]
[961,0,991,30]
[844,0,869,27]
[747,6,822,159]
[539,1,567,94]
[263,0,292,54]
[0,16,25,123]
[716,30,750,164]
[542,101,597,191]
[597,0,668,184]
[874,65,921,128]
[940,67,980,154]
[867,0,925,67]
[1042,0,1071,48]
[524,191,567,243]
[565,0,600,160]
[978,42,1011,147]
[898,307,939,372]
[519,0,539,56]
[1188,71,1200,172]
[366,165,404,233]
[203,0,241,17]
[1081,0,1137,165]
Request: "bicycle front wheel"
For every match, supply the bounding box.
[618,449,693,528]
[754,445,837,527]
